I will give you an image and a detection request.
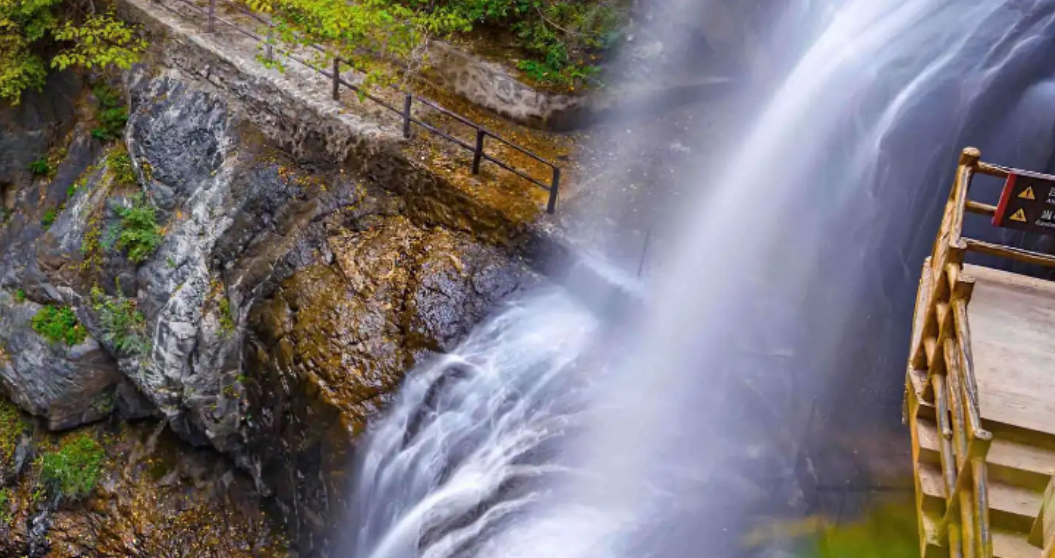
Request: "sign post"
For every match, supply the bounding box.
[993,172,1055,235]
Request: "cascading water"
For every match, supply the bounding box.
[342,1,1055,557]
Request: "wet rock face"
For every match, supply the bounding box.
[0,403,286,558]
[0,62,534,555]
[0,296,121,431]
[245,215,530,552]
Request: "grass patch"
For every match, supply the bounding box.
[108,146,136,186]
[39,432,105,503]
[28,157,52,177]
[14,289,25,303]
[91,85,129,142]
[0,399,25,465]
[218,297,235,334]
[91,286,148,355]
[0,486,10,525]
[116,193,163,264]
[41,207,57,229]
[31,305,87,346]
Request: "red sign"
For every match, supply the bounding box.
[993,172,1055,235]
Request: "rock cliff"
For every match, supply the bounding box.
[0,55,535,554]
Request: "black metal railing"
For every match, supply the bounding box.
[155,0,562,214]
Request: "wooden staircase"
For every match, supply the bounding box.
[909,402,1055,558]
[904,148,1055,558]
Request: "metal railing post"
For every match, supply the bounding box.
[546,167,560,214]
[402,94,413,139]
[208,0,216,33]
[332,57,341,101]
[472,129,486,174]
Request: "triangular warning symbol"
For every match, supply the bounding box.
[1011,208,1028,222]
[1020,187,1036,200]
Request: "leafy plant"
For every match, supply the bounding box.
[115,193,162,264]
[0,486,10,525]
[39,432,105,502]
[108,147,136,185]
[41,207,57,229]
[14,289,25,303]
[245,0,623,90]
[218,297,235,334]
[0,398,25,465]
[91,286,148,355]
[31,305,87,346]
[0,2,146,104]
[91,85,128,142]
[28,157,52,177]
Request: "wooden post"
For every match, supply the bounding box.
[208,0,216,33]
[402,94,413,139]
[472,129,485,174]
[332,57,341,101]
[265,28,274,62]
[547,167,560,214]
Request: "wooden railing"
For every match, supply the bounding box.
[911,147,1055,558]
[152,0,563,214]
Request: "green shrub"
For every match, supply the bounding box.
[108,148,136,186]
[115,193,162,264]
[0,399,25,465]
[0,486,9,524]
[39,432,105,502]
[28,157,52,177]
[248,0,624,90]
[14,289,25,303]
[218,297,235,334]
[92,287,148,355]
[91,85,129,142]
[41,207,57,229]
[0,2,146,105]
[31,305,87,346]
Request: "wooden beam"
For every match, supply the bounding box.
[964,238,1055,269]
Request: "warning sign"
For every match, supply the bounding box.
[993,172,1055,235]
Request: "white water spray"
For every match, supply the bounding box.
[343,1,1055,557]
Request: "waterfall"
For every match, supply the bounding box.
[342,1,1055,557]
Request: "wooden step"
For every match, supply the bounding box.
[920,509,1038,558]
[915,416,1055,491]
[995,529,1041,558]
[918,462,1044,533]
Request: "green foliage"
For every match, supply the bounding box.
[0,486,10,525]
[247,0,624,90]
[0,1,146,105]
[218,297,234,333]
[14,288,25,302]
[90,84,128,141]
[0,398,25,465]
[115,193,162,264]
[30,304,86,346]
[40,206,56,229]
[39,432,104,502]
[91,285,148,355]
[28,156,51,176]
[108,146,135,185]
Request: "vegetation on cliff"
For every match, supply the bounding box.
[0,398,24,466]
[0,0,146,104]
[92,286,148,355]
[115,193,162,264]
[246,0,626,88]
[39,431,104,502]
[30,305,87,346]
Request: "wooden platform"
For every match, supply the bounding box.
[907,262,1055,558]
[966,264,1055,438]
